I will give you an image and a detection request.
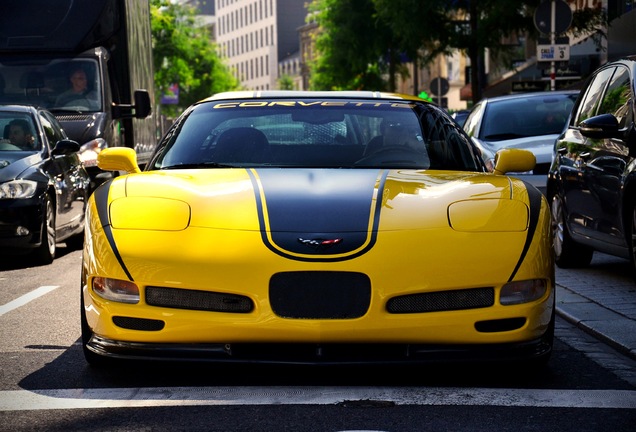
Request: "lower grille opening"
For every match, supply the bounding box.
[475,317,526,333]
[145,286,254,313]
[387,287,494,313]
[112,316,165,331]
[270,271,371,319]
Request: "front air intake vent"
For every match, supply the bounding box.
[270,271,371,319]
[112,316,164,331]
[387,287,494,313]
[145,286,254,313]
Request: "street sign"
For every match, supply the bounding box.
[430,77,449,96]
[534,0,572,35]
[537,44,570,61]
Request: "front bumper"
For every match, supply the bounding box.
[0,199,42,251]
[86,333,553,365]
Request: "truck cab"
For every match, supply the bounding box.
[0,0,156,189]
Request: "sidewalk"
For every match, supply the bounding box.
[555,253,636,360]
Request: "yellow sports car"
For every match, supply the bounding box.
[81,91,554,366]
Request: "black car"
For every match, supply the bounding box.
[547,56,636,276]
[0,104,90,264]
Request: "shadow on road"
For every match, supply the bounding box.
[16,331,635,392]
[0,243,80,271]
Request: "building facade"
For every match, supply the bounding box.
[214,0,307,90]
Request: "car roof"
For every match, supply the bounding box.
[202,90,427,103]
[0,104,40,114]
[479,90,579,104]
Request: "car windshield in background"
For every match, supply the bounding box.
[0,59,102,112]
[150,98,482,172]
[480,93,577,142]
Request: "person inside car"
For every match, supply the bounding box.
[55,67,97,108]
[7,119,36,150]
[365,117,425,155]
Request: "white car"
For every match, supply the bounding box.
[463,90,579,194]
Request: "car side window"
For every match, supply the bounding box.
[598,66,632,128]
[38,112,65,147]
[462,102,483,137]
[575,67,615,124]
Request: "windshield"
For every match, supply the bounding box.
[150,98,484,172]
[0,58,102,113]
[480,93,578,141]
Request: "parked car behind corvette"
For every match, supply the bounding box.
[0,104,90,264]
[547,56,636,277]
[81,90,555,367]
[463,90,579,194]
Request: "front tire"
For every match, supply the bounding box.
[80,292,110,367]
[551,194,593,268]
[31,194,56,265]
[626,196,636,281]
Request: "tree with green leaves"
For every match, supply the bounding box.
[307,0,399,91]
[308,0,606,102]
[150,0,239,117]
[376,0,606,103]
[277,74,295,90]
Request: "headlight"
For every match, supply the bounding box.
[500,279,547,305]
[0,179,37,199]
[92,277,140,304]
[79,138,108,167]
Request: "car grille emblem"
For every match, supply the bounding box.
[298,237,343,250]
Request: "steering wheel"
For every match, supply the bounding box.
[355,145,429,167]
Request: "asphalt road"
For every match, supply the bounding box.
[0,246,635,431]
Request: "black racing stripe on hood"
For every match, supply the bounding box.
[93,180,134,282]
[249,169,387,262]
[508,182,542,282]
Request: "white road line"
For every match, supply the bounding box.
[0,285,59,317]
[1,387,635,411]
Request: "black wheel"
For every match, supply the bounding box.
[551,193,593,268]
[626,196,636,280]
[80,289,110,367]
[529,307,555,370]
[31,194,56,265]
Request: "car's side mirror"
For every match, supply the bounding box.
[492,148,536,175]
[97,147,141,173]
[133,90,152,118]
[51,139,80,156]
[579,113,620,139]
[111,89,152,119]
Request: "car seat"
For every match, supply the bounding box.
[214,127,270,163]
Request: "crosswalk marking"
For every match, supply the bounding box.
[1,387,635,411]
[0,285,59,317]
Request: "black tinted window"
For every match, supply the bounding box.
[575,67,615,123]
